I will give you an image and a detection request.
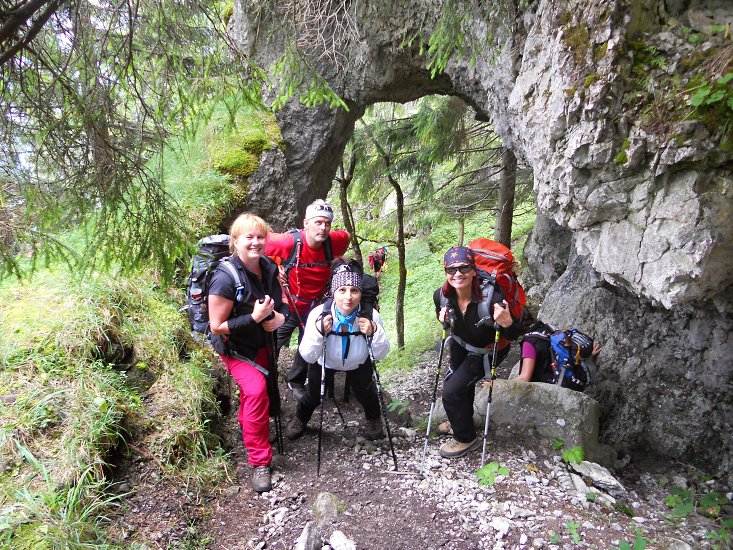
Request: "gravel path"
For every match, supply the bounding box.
[113,348,728,549]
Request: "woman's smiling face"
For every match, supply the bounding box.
[444,263,475,291]
[234,226,266,262]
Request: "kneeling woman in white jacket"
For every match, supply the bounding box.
[285,261,390,440]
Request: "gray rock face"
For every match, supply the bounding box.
[232,0,733,474]
[539,254,732,483]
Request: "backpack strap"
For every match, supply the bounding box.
[283,229,334,272]
[477,277,496,321]
[220,259,249,309]
[282,229,302,272]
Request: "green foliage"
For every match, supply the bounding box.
[423,5,468,78]
[618,530,648,550]
[565,520,582,544]
[614,501,635,517]
[706,518,733,549]
[614,138,631,165]
[549,531,560,544]
[561,445,585,465]
[0,455,121,549]
[551,438,565,451]
[583,73,600,88]
[271,47,349,111]
[664,487,695,519]
[664,487,731,521]
[475,462,509,486]
[687,72,733,141]
[593,42,609,62]
[386,399,410,416]
[586,491,598,502]
[700,491,728,518]
[0,266,226,542]
[0,0,265,281]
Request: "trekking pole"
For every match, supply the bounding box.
[282,283,305,329]
[316,321,328,477]
[273,258,305,330]
[480,324,501,467]
[366,336,398,471]
[422,322,452,471]
[260,300,284,455]
[268,332,284,456]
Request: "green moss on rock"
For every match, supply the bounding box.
[563,23,590,65]
[583,73,600,88]
[211,145,260,177]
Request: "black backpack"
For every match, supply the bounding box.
[184,234,247,335]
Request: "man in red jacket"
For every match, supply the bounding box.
[266,200,350,400]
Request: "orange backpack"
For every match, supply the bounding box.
[468,238,527,320]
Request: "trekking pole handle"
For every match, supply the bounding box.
[258,298,276,321]
[475,316,493,328]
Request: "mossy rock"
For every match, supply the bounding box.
[563,23,590,65]
[211,145,260,177]
[207,108,283,178]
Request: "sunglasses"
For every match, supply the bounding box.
[444,265,474,275]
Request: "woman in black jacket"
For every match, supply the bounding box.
[209,213,287,492]
[433,246,521,458]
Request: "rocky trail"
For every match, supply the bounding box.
[113,348,729,549]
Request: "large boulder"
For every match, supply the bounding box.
[433,379,614,465]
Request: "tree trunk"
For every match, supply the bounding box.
[457,217,465,246]
[495,148,516,247]
[362,121,406,348]
[387,173,406,350]
[337,154,362,263]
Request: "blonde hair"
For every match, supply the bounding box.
[229,213,271,253]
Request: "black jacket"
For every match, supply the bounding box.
[433,285,522,349]
[209,255,287,360]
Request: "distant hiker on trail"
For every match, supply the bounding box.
[285,260,390,441]
[433,246,522,458]
[367,245,388,278]
[516,322,601,391]
[265,200,350,403]
[208,213,287,493]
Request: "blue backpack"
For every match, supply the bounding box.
[549,329,595,390]
[521,324,595,391]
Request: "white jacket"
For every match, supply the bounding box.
[299,303,390,371]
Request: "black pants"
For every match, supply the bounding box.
[275,309,309,384]
[442,341,509,443]
[296,361,381,424]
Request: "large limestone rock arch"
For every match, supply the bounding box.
[233,0,733,478]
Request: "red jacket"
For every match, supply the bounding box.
[265,229,350,304]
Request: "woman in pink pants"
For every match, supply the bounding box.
[209,213,286,492]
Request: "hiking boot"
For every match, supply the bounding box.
[361,417,384,440]
[437,420,453,435]
[251,466,272,493]
[288,381,307,402]
[285,416,306,440]
[439,437,479,459]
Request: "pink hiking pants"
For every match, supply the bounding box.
[220,348,272,467]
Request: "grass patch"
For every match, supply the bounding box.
[0,267,225,545]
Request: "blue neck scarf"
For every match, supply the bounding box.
[333,307,359,360]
